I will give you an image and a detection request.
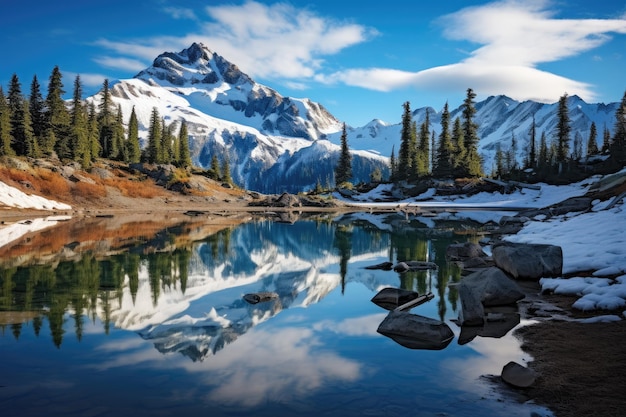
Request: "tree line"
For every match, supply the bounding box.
[0,66,193,169]
[377,88,626,186]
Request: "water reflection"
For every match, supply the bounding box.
[0,212,551,417]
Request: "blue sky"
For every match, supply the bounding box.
[1,0,625,126]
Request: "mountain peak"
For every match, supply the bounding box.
[135,42,251,87]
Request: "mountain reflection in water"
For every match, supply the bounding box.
[0,212,551,417]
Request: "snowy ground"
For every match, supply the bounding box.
[337,171,626,321]
[3,171,626,320]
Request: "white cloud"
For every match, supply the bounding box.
[321,0,626,102]
[93,1,373,81]
[162,7,197,20]
[94,56,147,72]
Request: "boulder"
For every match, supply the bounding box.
[393,261,438,272]
[371,287,420,310]
[501,361,536,388]
[377,311,454,350]
[446,242,487,261]
[457,281,485,326]
[364,261,394,271]
[492,242,562,280]
[243,292,279,304]
[461,267,525,306]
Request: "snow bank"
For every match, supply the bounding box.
[0,180,72,211]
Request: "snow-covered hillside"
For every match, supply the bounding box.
[86,42,619,193]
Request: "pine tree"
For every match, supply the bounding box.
[527,115,537,169]
[210,154,220,179]
[610,90,626,165]
[98,79,115,158]
[555,93,571,168]
[572,131,583,161]
[434,102,454,178]
[389,145,397,182]
[416,110,430,177]
[0,88,14,156]
[159,118,173,164]
[538,131,548,169]
[509,133,518,172]
[22,100,39,158]
[87,102,101,160]
[461,88,483,177]
[221,154,232,184]
[69,75,90,166]
[126,106,141,163]
[29,75,46,150]
[586,121,598,156]
[113,104,126,161]
[335,123,352,186]
[602,125,611,153]
[451,117,466,176]
[146,107,161,163]
[397,101,413,181]
[177,120,192,168]
[46,66,70,157]
[494,142,505,178]
[7,74,27,155]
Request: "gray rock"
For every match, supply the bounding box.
[446,242,487,261]
[371,287,420,310]
[462,267,525,306]
[501,361,536,388]
[377,311,454,350]
[457,282,485,326]
[243,292,279,304]
[492,242,563,280]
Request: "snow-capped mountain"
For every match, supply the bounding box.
[90,42,388,193]
[89,42,619,193]
[328,95,619,173]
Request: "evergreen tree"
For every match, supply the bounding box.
[87,102,101,160]
[177,120,192,168]
[0,87,15,156]
[431,131,436,173]
[126,106,141,163]
[397,101,413,181]
[46,66,71,157]
[461,88,483,177]
[146,107,161,163]
[389,145,397,182]
[434,102,454,178]
[159,118,173,163]
[335,123,352,185]
[221,154,231,184]
[610,90,626,165]
[416,110,430,177]
[572,131,583,161]
[527,115,537,169]
[555,93,571,169]
[451,117,466,176]
[98,79,115,158]
[210,154,220,179]
[494,142,505,178]
[69,75,90,166]
[538,131,549,173]
[113,104,126,161]
[509,133,518,172]
[21,100,39,158]
[602,125,611,153]
[29,75,46,149]
[586,121,598,156]
[7,73,28,155]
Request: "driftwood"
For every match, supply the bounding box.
[394,292,435,312]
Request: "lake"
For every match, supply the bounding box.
[0,211,551,416]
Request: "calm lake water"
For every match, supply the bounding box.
[0,211,550,417]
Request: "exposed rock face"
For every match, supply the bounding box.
[492,242,563,280]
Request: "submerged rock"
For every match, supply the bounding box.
[243,292,279,304]
[377,311,454,350]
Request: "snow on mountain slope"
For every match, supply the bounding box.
[87,43,393,193]
[87,42,620,191]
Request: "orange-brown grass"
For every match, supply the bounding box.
[73,181,107,199]
[37,168,71,197]
[103,177,167,198]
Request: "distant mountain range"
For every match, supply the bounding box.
[89,42,620,193]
